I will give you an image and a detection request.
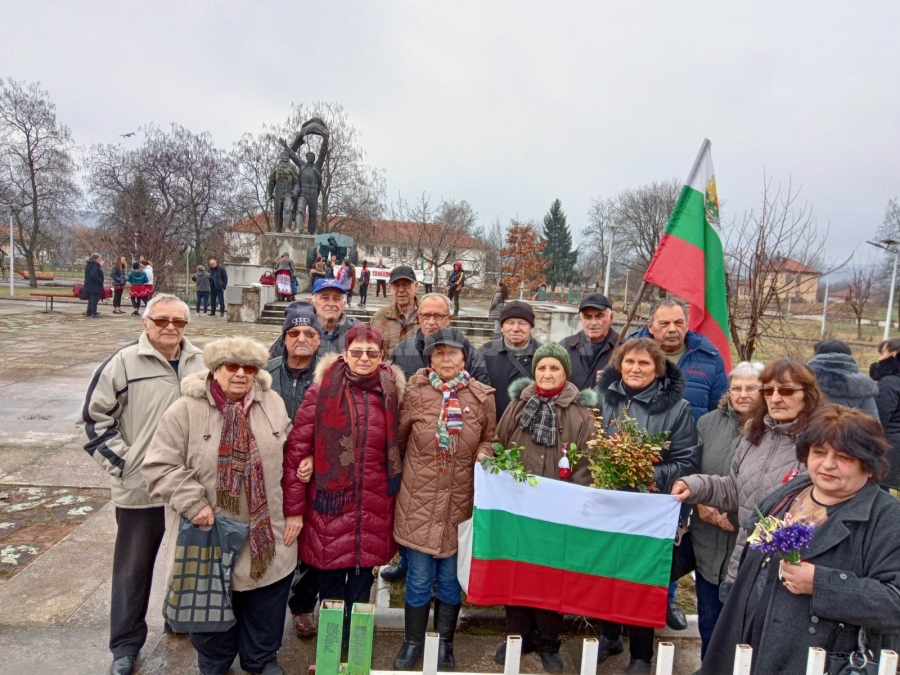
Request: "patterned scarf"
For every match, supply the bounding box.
[313,358,402,517]
[518,383,564,447]
[428,368,470,471]
[210,378,275,580]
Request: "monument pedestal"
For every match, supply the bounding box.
[259,232,315,268]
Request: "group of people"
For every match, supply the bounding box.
[80,263,900,675]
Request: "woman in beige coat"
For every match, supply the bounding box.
[393,327,497,672]
[144,337,295,675]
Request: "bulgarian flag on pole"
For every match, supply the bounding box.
[643,139,732,371]
[461,469,680,628]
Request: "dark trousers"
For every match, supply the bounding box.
[359,285,369,305]
[189,572,292,675]
[131,295,147,311]
[695,574,723,659]
[347,289,354,304]
[210,288,225,316]
[600,622,654,662]
[86,292,101,316]
[318,566,375,648]
[505,606,564,653]
[447,287,461,314]
[196,292,209,313]
[376,280,387,297]
[424,283,433,294]
[288,562,319,615]
[110,506,166,658]
[113,288,124,309]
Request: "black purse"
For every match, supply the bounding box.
[827,627,880,675]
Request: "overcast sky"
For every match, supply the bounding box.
[3,1,899,268]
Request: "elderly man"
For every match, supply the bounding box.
[559,293,620,390]
[268,278,358,360]
[83,252,105,318]
[479,300,543,420]
[79,294,205,675]
[631,298,728,421]
[208,258,228,317]
[370,265,420,357]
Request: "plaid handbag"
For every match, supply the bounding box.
[163,515,249,633]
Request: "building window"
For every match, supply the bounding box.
[398,247,408,259]
[365,245,374,256]
[382,246,392,257]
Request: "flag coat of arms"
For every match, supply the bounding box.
[643,138,732,371]
[460,469,680,628]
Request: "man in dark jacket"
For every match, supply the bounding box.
[479,300,542,420]
[559,293,619,390]
[208,258,228,317]
[872,337,900,493]
[631,298,728,422]
[268,279,359,360]
[265,301,321,639]
[83,253,106,317]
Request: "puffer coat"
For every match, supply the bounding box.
[594,360,701,494]
[393,371,497,558]
[282,354,406,570]
[680,416,806,591]
[497,378,597,484]
[807,352,879,420]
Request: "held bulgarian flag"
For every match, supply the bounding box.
[643,139,732,371]
[462,469,680,628]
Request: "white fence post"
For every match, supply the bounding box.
[580,637,598,675]
[422,632,439,675]
[504,635,523,675]
[733,644,753,675]
[805,647,826,675]
[655,642,674,675]
[879,650,899,675]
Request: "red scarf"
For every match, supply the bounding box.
[313,358,402,516]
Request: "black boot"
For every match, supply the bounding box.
[433,599,462,671]
[393,602,431,670]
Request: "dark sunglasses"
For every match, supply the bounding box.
[761,386,803,398]
[221,363,259,375]
[285,328,319,339]
[147,316,188,328]
[347,349,381,359]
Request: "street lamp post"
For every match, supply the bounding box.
[867,238,900,340]
[8,205,21,297]
[603,226,618,297]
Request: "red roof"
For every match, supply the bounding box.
[764,257,820,275]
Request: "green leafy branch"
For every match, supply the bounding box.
[481,442,539,487]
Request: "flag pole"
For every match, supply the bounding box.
[614,279,649,350]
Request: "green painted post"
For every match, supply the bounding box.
[315,600,345,675]
[347,602,375,675]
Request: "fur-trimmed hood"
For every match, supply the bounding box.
[596,359,687,415]
[807,352,877,399]
[507,377,598,408]
[313,353,407,402]
[180,368,273,398]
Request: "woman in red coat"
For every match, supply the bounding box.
[283,324,406,652]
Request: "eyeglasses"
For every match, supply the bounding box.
[147,317,188,328]
[347,349,381,359]
[729,385,761,394]
[419,312,449,321]
[221,363,259,375]
[285,328,319,339]
[761,386,803,398]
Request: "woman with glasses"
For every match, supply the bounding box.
[144,337,296,675]
[282,324,405,655]
[689,361,764,658]
[672,359,825,607]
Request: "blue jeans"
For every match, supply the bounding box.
[405,548,460,607]
[668,579,678,603]
[695,574,723,659]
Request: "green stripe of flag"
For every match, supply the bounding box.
[473,508,673,587]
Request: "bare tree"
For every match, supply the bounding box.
[582,197,619,286]
[480,217,506,288]
[0,79,81,287]
[844,260,877,340]
[390,193,483,272]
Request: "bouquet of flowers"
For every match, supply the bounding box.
[579,409,670,492]
[481,442,539,487]
[747,510,815,564]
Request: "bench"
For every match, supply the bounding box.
[30,293,66,312]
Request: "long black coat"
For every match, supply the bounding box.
[560,328,619,391]
[872,356,900,489]
[700,477,900,675]
[478,336,541,420]
[82,260,105,293]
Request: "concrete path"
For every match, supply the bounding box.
[0,298,701,674]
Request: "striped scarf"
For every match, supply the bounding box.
[428,368,470,472]
[210,379,276,580]
[519,385,563,447]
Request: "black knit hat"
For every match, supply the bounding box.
[282,301,322,335]
[500,300,535,327]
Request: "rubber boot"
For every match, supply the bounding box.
[393,602,432,670]
[433,599,462,671]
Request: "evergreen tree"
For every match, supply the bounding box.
[541,199,578,290]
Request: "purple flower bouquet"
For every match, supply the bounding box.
[747,511,815,565]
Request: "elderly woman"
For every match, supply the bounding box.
[672,359,824,605]
[143,338,294,675]
[699,405,900,674]
[493,343,598,674]
[393,327,497,672]
[691,361,764,658]
[282,324,405,653]
[594,337,700,673]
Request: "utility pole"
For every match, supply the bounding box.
[820,277,829,338]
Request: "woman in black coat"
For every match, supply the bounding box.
[872,338,900,494]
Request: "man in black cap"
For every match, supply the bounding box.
[264,302,320,638]
[559,293,619,390]
[479,300,543,420]
[370,265,420,357]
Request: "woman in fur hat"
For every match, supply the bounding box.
[283,323,405,655]
[493,341,599,674]
[144,337,295,675]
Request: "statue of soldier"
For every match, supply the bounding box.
[267,151,299,233]
[279,120,329,235]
